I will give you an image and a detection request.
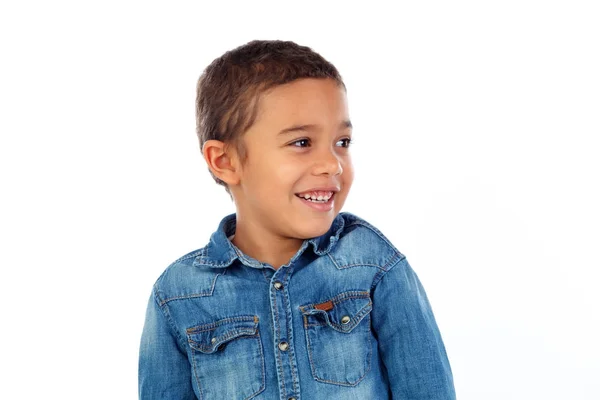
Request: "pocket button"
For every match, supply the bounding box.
[341,315,351,324]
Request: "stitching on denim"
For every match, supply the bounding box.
[190,347,205,400]
[304,322,327,327]
[244,336,267,399]
[302,289,374,386]
[381,252,404,271]
[334,262,388,271]
[186,315,258,333]
[159,292,210,306]
[304,301,373,332]
[231,246,265,269]
[303,314,319,385]
[305,313,373,386]
[372,256,407,291]
[371,269,386,290]
[344,219,398,250]
[308,215,345,255]
[282,266,300,396]
[153,285,188,350]
[326,252,341,269]
[334,219,407,271]
[331,291,370,305]
[304,301,372,327]
[159,272,221,306]
[299,290,370,312]
[188,329,258,352]
[192,246,236,267]
[261,268,272,283]
[232,247,247,265]
[193,258,235,267]
[272,279,286,396]
[190,335,265,399]
[331,301,372,331]
[329,254,404,271]
[173,248,205,264]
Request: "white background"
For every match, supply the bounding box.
[1,1,598,399]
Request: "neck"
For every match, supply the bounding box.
[231,214,304,269]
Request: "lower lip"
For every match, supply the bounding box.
[296,193,335,212]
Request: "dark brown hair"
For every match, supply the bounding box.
[196,40,345,195]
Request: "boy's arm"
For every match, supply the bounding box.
[371,257,456,399]
[139,288,196,399]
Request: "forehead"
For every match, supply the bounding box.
[252,78,349,130]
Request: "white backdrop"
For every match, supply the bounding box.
[1,1,598,399]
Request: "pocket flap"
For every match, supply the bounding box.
[301,291,372,333]
[186,315,259,354]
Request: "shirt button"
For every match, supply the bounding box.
[341,315,351,324]
[288,397,297,400]
[278,341,289,351]
[273,281,283,290]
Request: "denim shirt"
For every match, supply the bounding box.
[139,212,455,399]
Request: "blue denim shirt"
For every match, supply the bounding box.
[139,212,455,399]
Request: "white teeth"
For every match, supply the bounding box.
[297,191,334,202]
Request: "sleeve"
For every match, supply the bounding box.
[371,257,456,399]
[138,288,196,400]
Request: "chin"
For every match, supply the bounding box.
[294,217,336,239]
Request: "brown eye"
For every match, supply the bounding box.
[291,138,310,147]
[337,138,353,148]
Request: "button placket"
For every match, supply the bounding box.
[270,266,300,400]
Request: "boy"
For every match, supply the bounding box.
[139,40,455,399]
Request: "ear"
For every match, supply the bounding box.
[202,140,241,186]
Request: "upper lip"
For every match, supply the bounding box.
[295,186,340,195]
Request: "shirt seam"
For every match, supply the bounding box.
[371,256,408,291]
[283,266,300,396]
[157,270,223,306]
[152,284,188,351]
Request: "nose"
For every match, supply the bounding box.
[313,146,343,176]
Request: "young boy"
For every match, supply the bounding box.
[139,40,455,399]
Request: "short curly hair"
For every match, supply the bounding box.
[196,40,345,196]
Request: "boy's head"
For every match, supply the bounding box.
[198,40,353,240]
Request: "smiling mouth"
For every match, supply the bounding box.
[294,191,335,203]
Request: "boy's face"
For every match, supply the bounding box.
[232,78,354,240]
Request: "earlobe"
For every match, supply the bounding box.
[202,140,240,185]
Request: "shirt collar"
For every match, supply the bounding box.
[193,212,346,269]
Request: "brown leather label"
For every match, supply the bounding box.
[314,300,334,311]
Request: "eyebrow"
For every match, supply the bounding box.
[277,120,353,136]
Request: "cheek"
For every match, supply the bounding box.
[271,159,305,182]
[342,160,355,184]
[248,159,302,196]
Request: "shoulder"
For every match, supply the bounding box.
[152,247,222,306]
[331,211,406,272]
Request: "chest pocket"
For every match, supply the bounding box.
[300,291,373,386]
[186,315,265,399]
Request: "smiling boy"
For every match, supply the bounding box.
[139,40,455,399]
[209,77,352,269]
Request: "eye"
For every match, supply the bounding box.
[336,138,353,148]
[290,138,311,148]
